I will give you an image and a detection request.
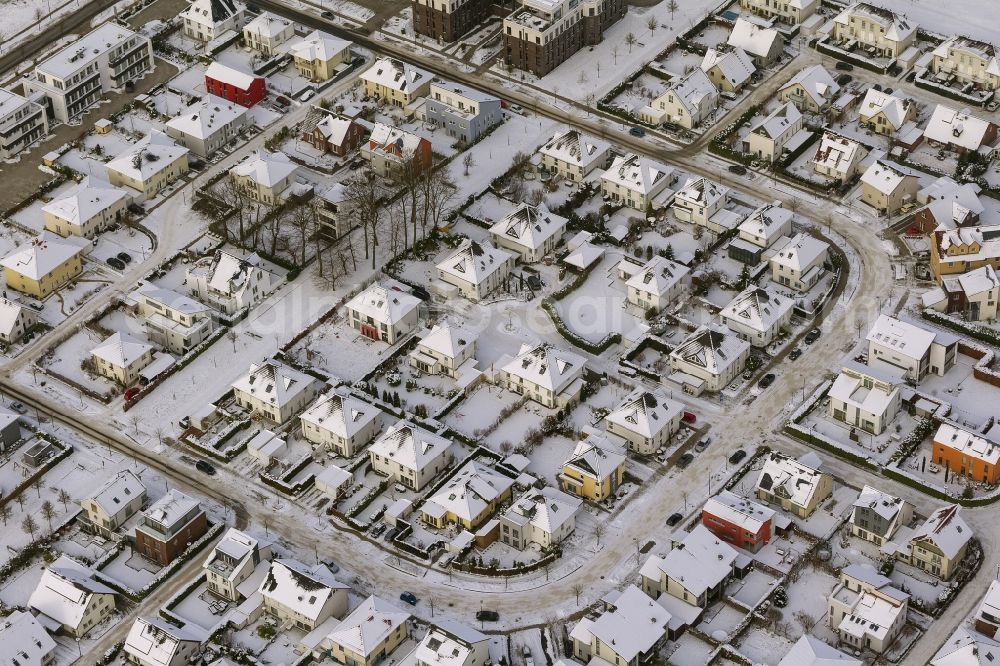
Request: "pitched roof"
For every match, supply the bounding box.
[418,321,473,359]
[205,61,260,90]
[259,559,347,622]
[728,17,782,58]
[852,485,907,522]
[165,95,247,141]
[780,65,839,107]
[580,585,670,663]
[539,130,610,169]
[605,388,683,439]
[866,314,938,361]
[230,150,299,187]
[0,297,34,339]
[911,504,972,559]
[359,57,430,95]
[924,105,995,151]
[181,0,243,25]
[739,201,792,241]
[87,470,146,517]
[813,131,864,174]
[779,635,862,666]
[749,102,802,140]
[720,287,794,333]
[934,35,1000,76]
[289,30,350,62]
[701,47,755,88]
[41,179,128,226]
[231,358,314,408]
[676,177,728,209]
[369,419,452,472]
[415,621,488,666]
[242,11,291,39]
[125,617,207,666]
[564,435,625,482]
[625,255,689,297]
[106,133,189,182]
[91,331,152,368]
[771,232,828,271]
[345,282,421,326]
[641,524,738,598]
[365,122,427,159]
[299,387,378,440]
[502,343,585,393]
[861,159,919,195]
[1,231,87,280]
[193,249,263,297]
[756,451,826,508]
[0,611,57,666]
[932,626,1000,666]
[859,89,911,130]
[325,595,410,657]
[489,203,567,251]
[670,326,749,376]
[424,460,514,522]
[666,68,717,118]
[602,153,674,196]
[835,3,915,43]
[29,556,115,630]
[311,113,357,146]
[436,238,513,287]
[502,486,581,536]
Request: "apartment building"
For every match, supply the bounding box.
[931,36,1000,92]
[24,22,153,123]
[0,88,48,159]
[412,0,492,42]
[426,81,501,143]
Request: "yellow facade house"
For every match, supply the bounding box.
[42,180,129,239]
[420,460,514,530]
[90,332,154,386]
[290,31,351,82]
[932,36,1000,92]
[319,596,410,666]
[1,231,87,298]
[359,57,431,107]
[106,134,189,200]
[558,435,626,501]
[832,2,916,58]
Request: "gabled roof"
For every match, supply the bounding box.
[780,65,839,107]
[756,451,826,507]
[670,326,749,375]
[231,150,298,187]
[181,0,243,25]
[666,68,718,117]
[0,297,34,339]
[625,255,689,297]
[859,89,911,130]
[539,130,610,169]
[193,249,263,297]
[728,17,782,58]
[311,113,358,146]
[425,460,513,522]
[415,622,488,666]
[861,159,919,195]
[299,387,378,439]
[502,343,585,393]
[205,61,260,90]
[1,231,87,280]
[325,595,410,657]
[0,611,56,666]
[720,286,793,333]
[779,635,862,666]
[345,282,421,326]
[418,321,473,359]
[165,95,247,140]
[932,626,1000,666]
[436,238,513,287]
[771,232,828,271]
[866,314,937,361]
[125,617,207,666]
[489,203,567,251]
[641,524,738,598]
[605,387,683,439]
[29,556,115,630]
[502,486,581,536]
[852,486,907,523]
[366,122,427,159]
[676,177,728,209]
[87,470,146,517]
[749,102,802,140]
[564,435,625,482]
[289,30,350,62]
[580,585,670,663]
[91,331,151,369]
[42,179,128,226]
[835,3,915,43]
[911,504,972,559]
[242,12,291,39]
[924,105,995,151]
[106,132,189,182]
[259,559,347,622]
[359,57,430,95]
[701,47,755,88]
[934,36,1000,76]
[602,153,674,196]
[231,358,314,408]
[369,419,452,472]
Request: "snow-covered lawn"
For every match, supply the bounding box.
[734,625,795,666]
[919,354,1000,427]
[779,563,840,642]
[98,549,161,590]
[443,384,522,441]
[39,328,119,399]
[698,602,748,639]
[726,567,780,608]
[665,632,715,666]
[287,318,401,384]
[169,577,232,632]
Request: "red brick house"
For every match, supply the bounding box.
[303,113,366,156]
[135,489,208,566]
[701,490,774,553]
[205,62,266,108]
[360,122,432,177]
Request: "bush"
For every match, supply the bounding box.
[257,624,277,639]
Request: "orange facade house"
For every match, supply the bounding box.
[933,422,1000,485]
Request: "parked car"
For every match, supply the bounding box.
[195,460,217,475]
[804,328,821,344]
[682,411,697,424]
[666,512,683,527]
[729,449,748,464]
[835,61,854,71]
[9,401,27,414]
[128,202,144,215]
[476,610,499,622]
[695,437,711,452]
[676,453,694,468]
[758,373,776,389]
[872,83,882,91]
[629,126,646,137]
[117,252,132,264]
[728,164,747,175]
[321,10,334,18]
[321,559,340,573]
[836,73,852,85]
[370,523,386,538]
[107,257,126,271]
[275,96,291,108]
[28,302,43,312]
[400,591,418,606]
[789,348,802,361]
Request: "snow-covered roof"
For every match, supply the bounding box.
[835,3,915,43]
[860,159,919,195]
[165,95,248,140]
[300,387,378,440]
[129,282,210,316]
[564,435,625,482]
[204,61,260,91]
[701,47,755,88]
[739,201,792,243]
[106,133,189,182]
[502,343,585,393]
[360,57,430,95]
[259,559,347,622]
[369,419,452,472]
[203,528,264,580]
[666,68,717,118]
[934,35,1000,76]
[1,231,87,280]
[436,239,513,287]
[29,556,115,630]
[242,12,291,39]
[602,153,674,196]
[830,365,900,418]
[502,486,581,536]
[952,265,1000,297]
[728,17,782,58]
[192,249,263,297]
[0,611,56,666]
[181,0,243,26]
[704,490,775,534]
[756,451,826,508]
[642,524,738,598]
[289,30,350,62]
[625,255,689,297]
[42,179,129,226]
[365,122,427,159]
[424,460,514,523]
[87,469,146,518]
[918,176,983,221]
[415,621,487,666]
[979,582,1000,633]
[771,232,828,272]
[859,89,911,131]
[911,503,972,559]
[418,321,473,360]
[539,130,610,169]
[125,617,207,666]
[232,358,314,409]
[779,635,862,666]
[489,203,566,252]
[91,331,151,369]
[720,287,794,334]
[0,297,32,340]
[36,23,145,80]
[231,150,298,187]
[931,626,1000,666]
[324,595,410,657]
[852,486,908,522]
[749,102,802,140]
[676,177,728,210]
[669,326,749,376]
[143,488,200,528]
[866,314,938,361]
[779,65,839,108]
[605,388,683,439]
[345,282,421,326]
[577,585,670,663]
[813,131,864,174]
[311,113,357,146]
[924,105,995,152]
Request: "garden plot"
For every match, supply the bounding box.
[784,149,838,188]
[285,317,402,383]
[899,439,977,499]
[39,328,120,399]
[726,567,780,608]
[565,382,627,432]
[167,62,210,98]
[774,563,841,643]
[919,354,1000,426]
[474,536,546,568]
[665,632,715,666]
[698,602,749,640]
[653,47,704,76]
[523,434,577,480]
[481,400,555,453]
[553,253,650,344]
[792,483,857,540]
[443,384,522,441]
[168,577,232,632]
[256,626,309,665]
[750,529,817,576]
[605,71,673,116]
[796,403,923,466]
[733,625,795,666]
[98,548,161,591]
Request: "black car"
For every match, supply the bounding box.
[107,257,126,271]
[400,591,418,606]
[666,512,683,527]
[729,449,748,464]
[321,10,334,18]
[117,252,132,264]
[476,610,500,622]
[836,73,853,85]
[835,61,854,71]
[629,126,646,137]
[872,83,882,91]
[804,328,821,344]
[758,373,776,389]
[728,164,747,175]
[128,202,145,215]
[789,348,802,361]
[195,460,217,475]
[676,453,694,469]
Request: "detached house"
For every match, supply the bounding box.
[780,635,861,666]
[241,12,294,56]
[204,62,266,108]
[135,489,208,566]
[165,95,250,158]
[361,122,432,177]
[232,358,317,424]
[605,388,684,456]
[435,239,515,301]
[858,89,916,136]
[181,0,244,42]
[672,177,730,229]
[90,332,154,386]
[923,104,998,154]
[720,286,794,347]
[229,150,301,204]
[755,451,832,517]
[558,435,625,502]
[408,321,476,379]
[414,622,489,666]
[499,487,581,549]
[931,36,1000,93]
[29,555,116,637]
[539,130,611,182]
[832,2,916,58]
[124,617,206,666]
[570,585,670,666]
[290,31,351,82]
[770,232,829,292]
[369,419,454,491]
[778,65,840,113]
[0,297,37,344]
[727,17,784,67]
[828,564,909,654]
[850,485,913,545]
[828,361,904,435]
[640,524,742,610]
[2,232,87,298]
[812,131,867,181]
[620,255,690,313]
[0,612,56,666]
[489,203,566,262]
[745,102,803,164]
[498,343,585,408]
[319,596,410,666]
[360,57,431,106]
[732,201,792,264]
[186,249,274,315]
[259,559,348,630]
[203,528,272,602]
[127,283,214,355]
[866,314,958,383]
[345,282,421,344]
[42,180,129,239]
[700,48,756,93]
[860,160,920,215]
[702,490,775,552]
[668,326,750,395]
[600,153,675,212]
[426,81,501,144]
[923,265,1000,322]
[643,68,718,130]
[81,469,147,538]
[105,134,190,200]
[302,112,365,156]
[300,387,379,457]
[421,460,514,530]
[885,504,972,580]
[932,422,1000,486]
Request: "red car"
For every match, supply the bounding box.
[682,411,696,424]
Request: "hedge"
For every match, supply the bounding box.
[783,424,880,471]
[815,39,892,73]
[541,298,622,354]
[922,310,1000,347]
[914,72,995,108]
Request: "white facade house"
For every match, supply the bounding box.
[186,250,274,316]
[719,286,794,347]
[230,150,301,204]
[923,265,1000,322]
[488,203,566,263]
[600,153,675,211]
[728,16,784,66]
[0,611,57,666]
[202,527,272,602]
[745,102,803,163]
[740,0,818,24]
[81,470,147,538]
[832,2,916,58]
[345,282,421,344]
[368,419,454,491]
[932,36,1000,92]
[408,321,476,379]
[770,232,829,292]
[622,255,690,313]
[128,283,214,355]
[672,177,730,229]
[643,68,718,129]
[124,617,206,666]
[828,564,909,654]
[498,343,586,408]
[539,130,611,182]
[866,314,958,383]
[165,95,250,158]
[755,451,833,517]
[570,585,670,666]
[90,332,154,385]
[231,358,317,424]
[181,0,245,42]
[604,388,684,455]
[435,239,515,301]
[414,622,489,666]
[923,104,997,154]
[812,131,867,181]
[29,556,116,637]
[0,297,38,344]
[242,12,294,55]
[668,327,750,394]
[258,559,348,630]
[499,487,581,549]
[640,524,740,608]
[738,201,793,249]
[300,387,380,457]
[829,361,904,435]
[0,88,48,159]
[778,64,840,113]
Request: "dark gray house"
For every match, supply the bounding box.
[425,81,501,144]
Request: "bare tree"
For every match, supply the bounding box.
[345,170,383,269]
[22,515,37,540]
[420,168,457,240]
[32,477,43,498]
[289,201,318,267]
[0,505,10,525]
[215,176,251,245]
[462,153,476,177]
[571,582,584,606]
[40,501,56,531]
[227,330,238,352]
[528,189,545,207]
[129,414,141,436]
[668,0,679,18]
[612,45,620,65]
[154,427,165,447]
[593,523,604,547]
[14,494,26,511]
[625,32,638,54]
[57,489,71,511]
[646,15,658,35]
[585,92,596,116]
